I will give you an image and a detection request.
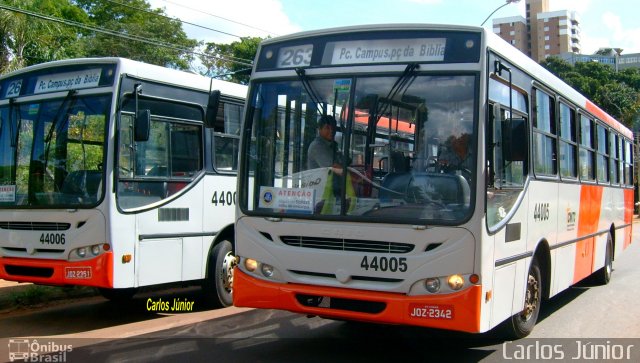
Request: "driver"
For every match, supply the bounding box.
[307,115,344,175]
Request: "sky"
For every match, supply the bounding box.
[147,0,640,55]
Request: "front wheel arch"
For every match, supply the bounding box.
[499,257,543,339]
[498,242,550,340]
[202,225,236,308]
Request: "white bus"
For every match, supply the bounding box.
[234,24,634,337]
[0,57,247,307]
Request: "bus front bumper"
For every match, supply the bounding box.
[233,268,482,333]
[0,252,113,288]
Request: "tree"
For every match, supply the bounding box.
[541,56,640,128]
[0,0,87,74]
[596,82,640,126]
[539,56,573,78]
[73,0,199,70]
[200,36,262,84]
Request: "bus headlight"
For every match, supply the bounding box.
[447,274,465,290]
[261,263,274,277]
[425,277,440,293]
[70,244,108,261]
[244,258,258,272]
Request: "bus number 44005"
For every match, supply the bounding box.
[40,233,66,245]
[360,256,407,272]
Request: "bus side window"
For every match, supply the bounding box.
[117,112,203,209]
[213,101,242,172]
[486,100,528,229]
[171,124,201,177]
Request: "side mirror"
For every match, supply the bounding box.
[134,109,151,142]
[205,90,221,129]
[503,118,526,162]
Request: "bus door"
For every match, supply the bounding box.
[118,90,205,286]
[486,93,530,323]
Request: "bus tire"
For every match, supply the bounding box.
[203,240,235,308]
[593,232,613,285]
[502,258,542,339]
[98,287,137,302]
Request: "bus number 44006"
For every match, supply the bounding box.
[40,233,66,245]
[211,190,237,206]
[360,256,407,272]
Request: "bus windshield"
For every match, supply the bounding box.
[0,94,110,207]
[242,73,477,224]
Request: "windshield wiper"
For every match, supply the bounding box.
[45,90,78,144]
[376,63,419,123]
[42,90,78,185]
[295,68,325,115]
[8,98,21,148]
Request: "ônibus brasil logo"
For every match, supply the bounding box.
[8,339,72,362]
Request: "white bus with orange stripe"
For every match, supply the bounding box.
[0,58,247,307]
[233,24,634,337]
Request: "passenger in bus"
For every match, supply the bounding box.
[307,115,344,175]
[437,123,472,177]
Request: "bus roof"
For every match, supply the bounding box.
[484,29,632,139]
[256,23,631,140]
[259,23,482,45]
[0,57,248,100]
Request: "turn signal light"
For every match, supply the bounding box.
[469,274,480,284]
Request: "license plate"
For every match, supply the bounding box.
[408,303,454,319]
[65,267,92,279]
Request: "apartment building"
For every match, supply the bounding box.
[493,0,581,62]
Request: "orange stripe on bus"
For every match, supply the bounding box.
[233,268,483,333]
[624,189,634,249]
[585,101,633,139]
[574,185,603,283]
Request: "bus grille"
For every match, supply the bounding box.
[280,236,414,254]
[5,265,54,278]
[0,222,71,231]
[1,247,66,255]
[296,294,386,314]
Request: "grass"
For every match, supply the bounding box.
[0,285,97,311]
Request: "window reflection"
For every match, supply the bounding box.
[118,114,202,210]
[243,75,477,224]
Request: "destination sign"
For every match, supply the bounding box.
[34,68,102,94]
[327,38,447,65]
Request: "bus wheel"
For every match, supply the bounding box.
[503,258,542,339]
[98,287,137,302]
[593,232,613,285]
[203,240,236,308]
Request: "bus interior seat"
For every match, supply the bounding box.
[380,151,412,200]
[146,165,168,177]
[411,173,470,206]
